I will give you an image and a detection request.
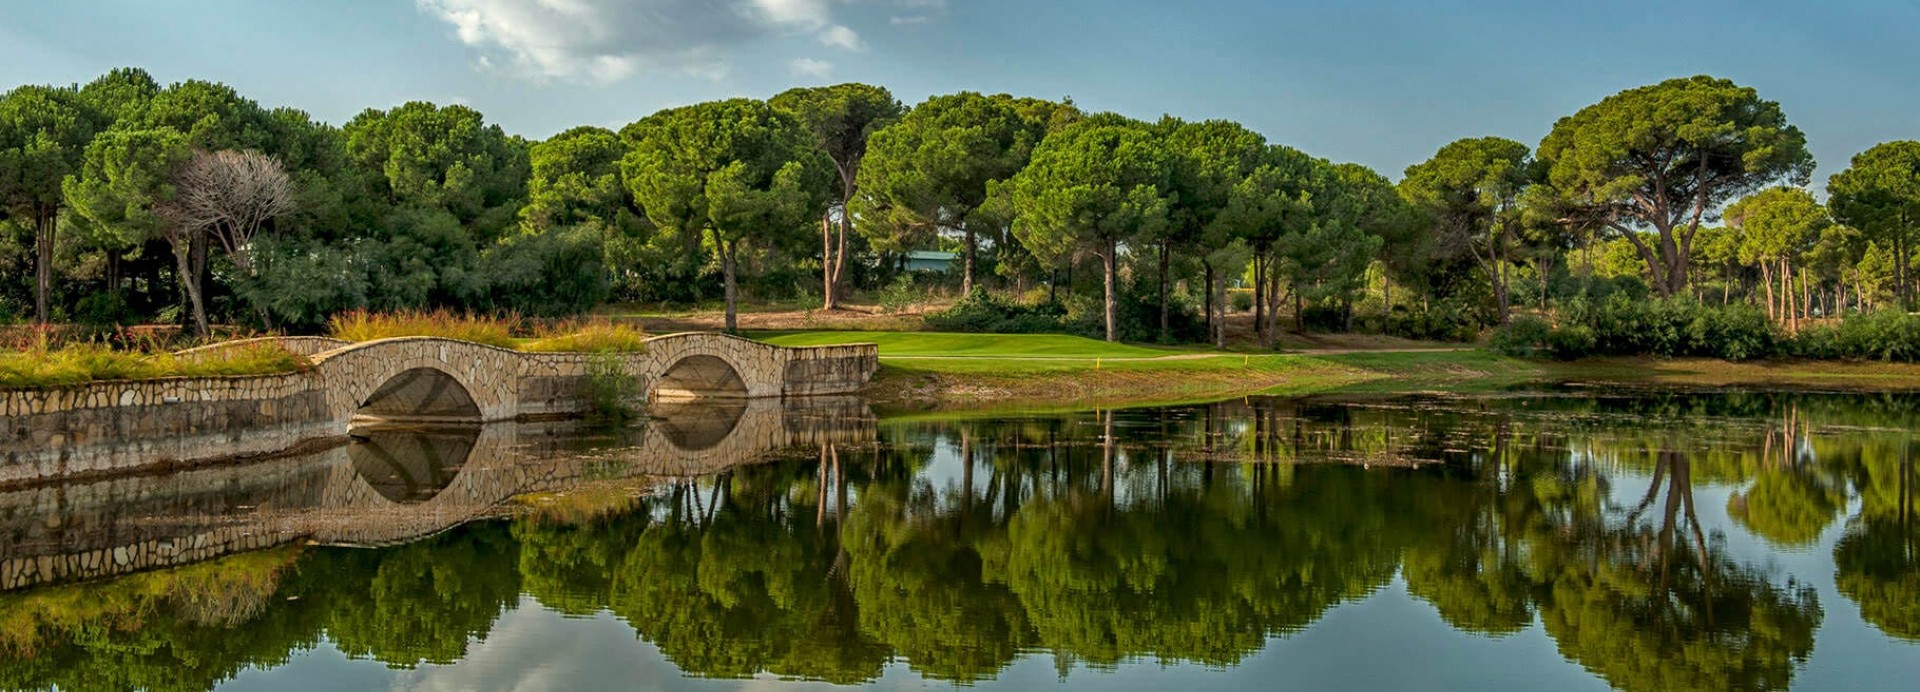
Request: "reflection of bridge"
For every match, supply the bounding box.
[0,396,876,590]
[0,333,876,485]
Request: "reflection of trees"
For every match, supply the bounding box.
[0,548,322,692]
[11,391,1920,690]
[603,468,888,684]
[317,524,523,667]
[1727,407,1845,548]
[1834,451,1919,641]
[1534,450,1822,692]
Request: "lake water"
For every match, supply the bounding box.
[1,390,1916,691]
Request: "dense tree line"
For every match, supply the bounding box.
[4,69,1918,345]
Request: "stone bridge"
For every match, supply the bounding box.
[0,396,878,591]
[0,333,876,486]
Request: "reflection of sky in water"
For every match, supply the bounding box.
[220,590,1617,692]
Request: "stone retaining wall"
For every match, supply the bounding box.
[0,333,875,487]
[0,398,875,591]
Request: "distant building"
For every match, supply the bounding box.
[903,250,958,273]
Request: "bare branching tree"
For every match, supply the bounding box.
[171,149,296,277]
[165,149,295,330]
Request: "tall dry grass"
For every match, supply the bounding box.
[327,309,519,349]
[0,332,304,388]
[521,319,649,353]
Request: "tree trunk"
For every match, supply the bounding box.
[1157,242,1170,343]
[821,213,838,310]
[1383,272,1393,334]
[1253,257,1266,346]
[1204,262,1221,350]
[1198,259,1213,346]
[1293,287,1304,333]
[174,244,209,339]
[1800,265,1811,322]
[33,213,54,323]
[1493,255,1510,325]
[962,224,976,295]
[1266,264,1283,346]
[1102,238,1118,342]
[719,233,739,334]
[1781,258,1794,332]
[1760,261,1776,322]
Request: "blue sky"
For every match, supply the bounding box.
[2,0,1915,186]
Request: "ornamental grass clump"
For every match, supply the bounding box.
[0,336,303,389]
[521,319,649,353]
[327,309,519,349]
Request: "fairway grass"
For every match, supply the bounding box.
[759,330,1920,415]
[751,330,1180,358]
[753,330,1536,413]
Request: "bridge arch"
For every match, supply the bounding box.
[312,338,523,428]
[641,333,787,400]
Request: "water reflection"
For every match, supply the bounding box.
[347,425,480,504]
[0,391,1916,691]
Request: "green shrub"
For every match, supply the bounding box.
[480,226,610,318]
[1390,297,1482,342]
[1494,297,1778,361]
[1788,310,1920,362]
[876,275,920,314]
[583,352,641,421]
[1228,290,1253,312]
[73,293,132,327]
[1691,303,1775,361]
[1489,315,1554,358]
[1547,324,1596,358]
[924,289,1066,334]
[1300,304,1348,332]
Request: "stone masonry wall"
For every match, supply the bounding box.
[0,334,876,487]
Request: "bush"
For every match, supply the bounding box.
[480,227,610,318]
[875,275,920,314]
[1789,310,1920,362]
[583,352,641,421]
[1489,315,1554,358]
[1547,324,1597,357]
[1228,290,1253,312]
[73,293,133,327]
[1300,304,1347,332]
[1390,297,1482,342]
[1491,297,1777,361]
[924,289,1066,334]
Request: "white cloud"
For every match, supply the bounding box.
[747,0,831,28]
[416,0,869,83]
[790,57,835,78]
[818,24,865,50]
[888,0,947,28]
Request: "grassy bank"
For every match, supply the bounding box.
[1538,357,1920,392]
[756,330,1535,413]
[757,330,1920,414]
